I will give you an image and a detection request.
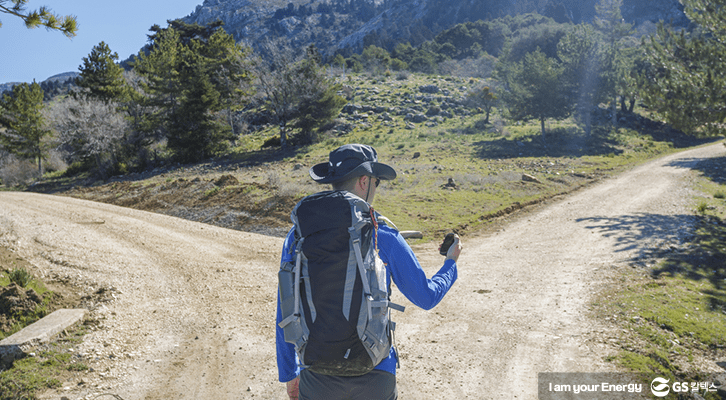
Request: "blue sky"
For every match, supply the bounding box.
[1,0,204,84]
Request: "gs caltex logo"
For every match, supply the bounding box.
[651,377,670,397]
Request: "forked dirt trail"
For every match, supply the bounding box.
[0,143,723,399]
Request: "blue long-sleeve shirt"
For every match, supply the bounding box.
[275,223,458,382]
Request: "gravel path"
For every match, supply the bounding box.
[0,142,722,399]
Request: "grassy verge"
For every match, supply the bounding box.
[0,266,55,342]
[597,150,726,395]
[0,249,88,400]
[0,326,89,400]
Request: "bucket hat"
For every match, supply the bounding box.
[310,144,397,184]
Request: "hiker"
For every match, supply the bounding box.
[276,143,462,400]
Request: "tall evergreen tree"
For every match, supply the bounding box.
[593,0,632,125]
[638,0,726,136]
[0,82,49,174]
[133,20,252,162]
[77,41,128,103]
[504,49,572,140]
[255,44,345,148]
[166,45,229,163]
[134,27,183,137]
[292,46,347,143]
[557,24,602,136]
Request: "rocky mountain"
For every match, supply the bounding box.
[1,0,688,87]
[182,0,688,58]
[0,72,78,95]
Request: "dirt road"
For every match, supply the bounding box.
[0,143,723,399]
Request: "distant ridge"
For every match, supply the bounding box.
[1,72,78,94]
[44,72,79,83]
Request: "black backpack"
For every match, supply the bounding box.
[278,191,405,376]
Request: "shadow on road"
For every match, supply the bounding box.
[577,213,698,266]
[668,155,726,185]
[577,211,726,314]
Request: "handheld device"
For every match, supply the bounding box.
[439,232,456,256]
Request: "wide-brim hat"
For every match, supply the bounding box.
[310,144,397,184]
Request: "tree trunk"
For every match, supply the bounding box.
[611,97,617,126]
[35,146,43,176]
[95,153,105,178]
[584,109,592,138]
[228,107,235,140]
[540,117,546,143]
[279,125,288,149]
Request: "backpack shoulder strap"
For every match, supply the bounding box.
[342,197,371,321]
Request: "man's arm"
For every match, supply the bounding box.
[377,226,459,310]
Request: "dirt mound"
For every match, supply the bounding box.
[214,174,239,187]
[64,177,298,237]
[0,283,44,331]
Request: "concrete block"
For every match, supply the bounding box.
[0,308,88,369]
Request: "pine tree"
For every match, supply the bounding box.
[255,44,345,148]
[77,42,128,103]
[293,46,346,143]
[593,0,632,126]
[0,0,77,37]
[0,82,49,174]
[638,0,726,136]
[134,27,184,136]
[504,49,572,141]
[557,24,601,136]
[166,46,229,163]
[133,20,252,162]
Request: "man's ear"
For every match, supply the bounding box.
[357,175,368,189]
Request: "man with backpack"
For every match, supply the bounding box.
[276,143,462,400]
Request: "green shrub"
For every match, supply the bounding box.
[203,187,221,198]
[67,363,88,372]
[8,268,33,288]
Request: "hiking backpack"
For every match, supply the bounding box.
[278,190,405,376]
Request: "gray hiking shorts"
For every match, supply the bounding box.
[299,368,397,400]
